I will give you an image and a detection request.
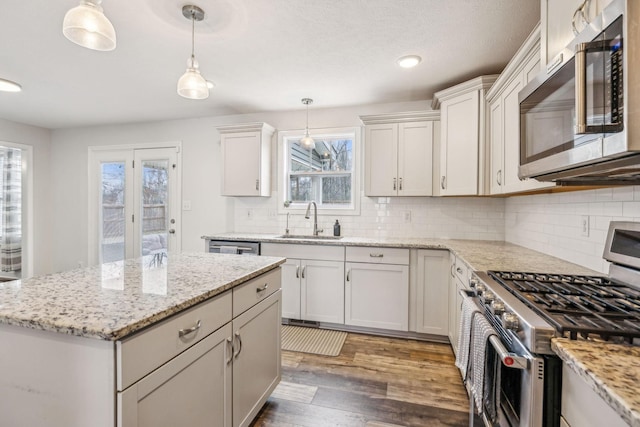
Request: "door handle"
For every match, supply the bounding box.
[393,177,397,191]
[226,337,233,365]
[295,265,300,278]
[301,266,306,279]
[169,229,176,234]
[497,170,502,186]
[399,177,403,191]
[233,332,242,359]
[255,179,260,190]
[346,269,351,282]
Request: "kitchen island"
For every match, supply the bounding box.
[0,252,285,427]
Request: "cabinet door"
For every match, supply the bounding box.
[439,91,479,195]
[221,131,262,196]
[365,123,399,196]
[280,259,301,320]
[232,291,281,427]
[118,323,232,427]
[398,121,433,196]
[301,260,345,324]
[488,98,504,195]
[345,262,409,331]
[415,250,450,336]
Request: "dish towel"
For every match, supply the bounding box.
[483,342,501,424]
[219,246,238,254]
[469,313,498,415]
[455,296,480,380]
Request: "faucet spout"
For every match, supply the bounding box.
[305,201,322,236]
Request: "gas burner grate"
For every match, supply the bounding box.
[488,271,640,342]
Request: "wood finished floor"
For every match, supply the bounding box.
[250,333,471,427]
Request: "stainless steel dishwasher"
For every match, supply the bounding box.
[205,239,261,255]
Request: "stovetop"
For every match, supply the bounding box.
[488,271,640,342]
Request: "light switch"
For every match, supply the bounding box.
[182,200,192,211]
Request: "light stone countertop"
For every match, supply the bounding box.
[202,233,598,275]
[552,338,640,427]
[0,252,285,341]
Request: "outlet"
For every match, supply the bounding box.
[246,209,253,220]
[268,209,277,219]
[182,200,192,211]
[581,215,590,237]
[403,210,411,223]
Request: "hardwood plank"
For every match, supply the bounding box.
[270,381,318,404]
[281,365,388,398]
[386,379,469,412]
[251,397,369,426]
[282,351,304,368]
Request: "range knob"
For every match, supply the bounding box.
[475,283,486,295]
[502,312,519,331]
[491,300,505,315]
[469,278,478,288]
[482,291,496,304]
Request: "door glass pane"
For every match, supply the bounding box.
[141,160,169,259]
[101,162,125,263]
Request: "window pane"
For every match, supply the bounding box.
[0,147,22,274]
[322,176,351,204]
[289,176,312,202]
[101,162,125,263]
[141,160,169,256]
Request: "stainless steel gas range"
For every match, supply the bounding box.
[463,221,640,427]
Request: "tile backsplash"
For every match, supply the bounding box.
[505,186,640,273]
[233,193,506,241]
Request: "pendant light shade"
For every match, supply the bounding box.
[177,5,209,100]
[300,98,315,150]
[0,78,22,93]
[62,0,116,51]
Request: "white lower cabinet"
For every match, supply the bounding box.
[447,254,470,355]
[119,268,282,427]
[414,249,450,336]
[262,243,345,324]
[232,291,282,427]
[118,324,233,427]
[345,247,409,331]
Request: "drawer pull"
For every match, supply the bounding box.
[369,253,384,258]
[178,319,201,338]
[296,265,300,278]
[346,269,351,282]
[256,283,269,293]
[301,266,306,279]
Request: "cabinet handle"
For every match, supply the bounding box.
[456,267,463,274]
[346,269,351,282]
[226,337,233,365]
[399,177,403,190]
[295,265,300,278]
[178,319,201,338]
[255,179,260,190]
[256,283,269,293]
[233,332,242,358]
[441,176,446,190]
[497,170,502,186]
[369,253,384,258]
[301,266,306,279]
[393,177,397,191]
[451,264,455,278]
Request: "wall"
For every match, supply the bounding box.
[505,186,640,274]
[0,118,52,276]
[47,100,508,272]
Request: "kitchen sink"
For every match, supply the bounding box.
[278,234,343,240]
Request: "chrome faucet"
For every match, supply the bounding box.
[304,201,323,236]
[285,212,290,235]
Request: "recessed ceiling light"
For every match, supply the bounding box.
[0,78,22,92]
[397,55,422,69]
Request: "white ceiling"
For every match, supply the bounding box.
[0,0,540,130]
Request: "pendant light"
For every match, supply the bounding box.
[300,98,315,150]
[177,5,209,100]
[62,0,116,51]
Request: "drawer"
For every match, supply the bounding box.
[233,268,281,317]
[117,290,232,391]
[346,246,409,265]
[261,243,344,261]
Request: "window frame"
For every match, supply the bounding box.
[278,127,361,216]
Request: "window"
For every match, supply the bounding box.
[279,127,360,215]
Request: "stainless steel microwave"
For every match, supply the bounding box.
[519,0,640,185]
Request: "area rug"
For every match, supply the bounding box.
[281,325,347,356]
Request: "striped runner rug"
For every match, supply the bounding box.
[281,325,347,356]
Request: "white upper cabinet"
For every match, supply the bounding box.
[486,24,554,195]
[432,76,498,196]
[218,122,275,197]
[361,112,439,197]
[541,0,615,69]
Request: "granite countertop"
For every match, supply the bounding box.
[0,252,285,341]
[552,338,640,427]
[202,233,598,275]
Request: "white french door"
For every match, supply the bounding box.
[90,145,181,265]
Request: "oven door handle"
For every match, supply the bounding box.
[489,335,529,370]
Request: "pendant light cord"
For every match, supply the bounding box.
[191,12,195,60]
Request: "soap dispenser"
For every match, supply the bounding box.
[333,219,341,236]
